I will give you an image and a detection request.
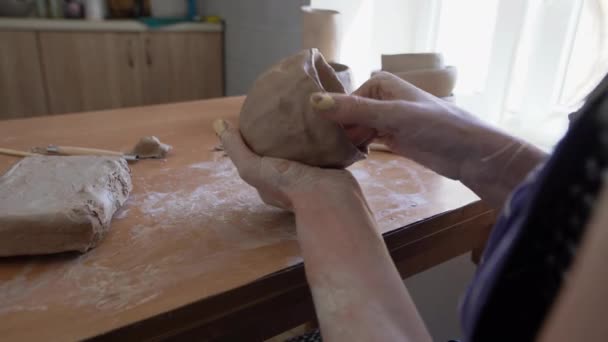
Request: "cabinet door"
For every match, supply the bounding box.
[0,31,49,119]
[39,32,143,114]
[141,32,223,105]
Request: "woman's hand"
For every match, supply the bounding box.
[312,71,495,180]
[311,72,547,208]
[213,118,432,342]
[212,119,361,210]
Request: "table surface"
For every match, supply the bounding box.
[0,97,482,341]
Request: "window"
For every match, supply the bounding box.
[433,0,608,149]
[313,0,608,149]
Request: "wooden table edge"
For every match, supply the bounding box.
[88,201,495,341]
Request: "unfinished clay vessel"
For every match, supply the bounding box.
[381,53,444,73]
[239,48,367,168]
[301,7,341,62]
[330,62,354,93]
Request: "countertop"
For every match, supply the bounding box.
[0,18,223,32]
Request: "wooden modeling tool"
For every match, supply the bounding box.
[0,148,39,158]
[35,145,139,161]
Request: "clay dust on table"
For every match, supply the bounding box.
[0,155,447,319]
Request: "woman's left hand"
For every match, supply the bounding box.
[213,119,433,342]
[213,119,360,210]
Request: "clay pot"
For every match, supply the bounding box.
[393,66,458,98]
[381,53,444,73]
[372,66,457,97]
[240,49,368,169]
[329,62,354,93]
[301,7,341,63]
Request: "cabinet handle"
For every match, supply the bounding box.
[145,38,152,66]
[127,39,134,68]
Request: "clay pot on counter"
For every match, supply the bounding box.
[301,6,341,63]
[372,65,457,98]
[394,66,457,98]
[375,52,457,98]
[381,53,444,73]
[329,62,353,93]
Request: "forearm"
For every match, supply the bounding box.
[292,185,431,342]
[460,123,547,209]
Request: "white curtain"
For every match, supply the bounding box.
[311,0,608,149]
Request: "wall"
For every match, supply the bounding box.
[199,0,310,95]
[404,254,476,341]
[310,0,442,86]
[198,0,436,94]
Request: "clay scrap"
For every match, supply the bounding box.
[131,136,172,159]
[239,48,369,169]
[0,156,132,256]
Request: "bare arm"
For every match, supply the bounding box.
[293,180,431,342]
[312,72,548,209]
[458,122,547,208]
[214,120,431,341]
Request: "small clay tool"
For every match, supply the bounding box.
[0,148,40,158]
[130,136,172,159]
[36,145,139,161]
[369,143,392,153]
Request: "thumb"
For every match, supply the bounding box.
[310,92,400,131]
[212,119,260,180]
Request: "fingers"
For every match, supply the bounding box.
[310,92,402,131]
[258,190,292,210]
[356,71,432,102]
[213,119,261,183]
[343,125,377,146]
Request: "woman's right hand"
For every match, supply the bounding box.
[311,72,547,208]
[311,71,495,180]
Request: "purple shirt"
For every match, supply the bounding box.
[460,164,545,340]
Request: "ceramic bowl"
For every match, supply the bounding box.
[371,66,457,98]
[381,53,444,73]
[393,66,457,98]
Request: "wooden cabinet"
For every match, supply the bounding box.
[0,21,224,119]
[141,32,223,105]
[40,32,144,114]
[0,31,49,119]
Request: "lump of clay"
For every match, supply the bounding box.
[131,136,172,158]
[0,156,132,256]
[329,62,354,94]
[239,48,368,169]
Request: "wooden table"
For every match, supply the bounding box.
[0,97,494,341]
